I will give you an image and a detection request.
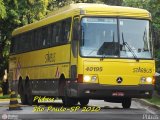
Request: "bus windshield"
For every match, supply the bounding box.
[80,17,152,59]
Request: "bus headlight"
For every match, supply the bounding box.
[140,77,146,83]
[91,76,97,82]
[146,77,152,83]
[140,77,152,83]
[84,75,91,82]
[83,75,98,83]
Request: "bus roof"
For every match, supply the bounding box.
[12,3,151,36]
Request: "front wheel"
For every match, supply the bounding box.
[62,97,78,106]
[122,98,131,109]
[62,87,78,106]
[79,98,89,106]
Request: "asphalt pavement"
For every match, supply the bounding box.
[0,99,160,120]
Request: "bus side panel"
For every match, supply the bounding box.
[9,44,71,96]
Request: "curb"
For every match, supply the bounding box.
[133,98,160,110]
[0,99,20,102]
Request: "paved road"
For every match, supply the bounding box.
[0,99,159,120]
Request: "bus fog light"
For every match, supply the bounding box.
[141,77,146,83]
[85,90,90,93]
[84,75,91,82]
[146,77,152,83]
[145,92,150,95]
[91,76,97,82]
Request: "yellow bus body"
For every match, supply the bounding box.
[9,3,155,107]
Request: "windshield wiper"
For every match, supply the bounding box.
[122,33,139,61]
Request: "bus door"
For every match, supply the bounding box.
[70,17,80,80]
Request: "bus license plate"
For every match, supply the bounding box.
[112,92,124,96]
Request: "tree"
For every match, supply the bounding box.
[0,0,6,68]
[102,0,123,5]
[0,0,6,19]
[0,0,49,77]
[123,0,149,8]
[17,0,49,24]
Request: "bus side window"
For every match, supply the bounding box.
[19,35,23,52]
[15,36,19,53]
[62,18,71,42]
[10,37,15,53]
[42,27,47,47]
[51,24,56,45]
[55,23,61,43]
[27,31,34,51]
[34,30,39,50]
[47,25,52,47]
[25,33,28,52]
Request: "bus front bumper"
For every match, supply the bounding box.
[77,83,154,99]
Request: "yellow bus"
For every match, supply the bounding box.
[9,3,155,108]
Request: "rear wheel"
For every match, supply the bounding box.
[25,77,33,105]
[79,98,89,106]
[32,96,38,105]
[122,98,131,109]
[18,78,27,105]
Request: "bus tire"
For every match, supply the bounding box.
[25,77,33,105]
[122,98,131,109]
[62,86,78,106]
[18,77,27,105]
[32,96,39,105]
[59,75,66,97]
[79,98,89,106]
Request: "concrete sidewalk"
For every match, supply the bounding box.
[134,91,160,110]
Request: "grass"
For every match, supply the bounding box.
[146,96,160,106]
[0,94,10,99]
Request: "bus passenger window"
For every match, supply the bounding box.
[62,18,71,42]
[34,30,39,49]
[42,27,47,47]
[55,23,61,43]
[47,25,52,46]
[10,37,15,53]
[51,25,56,45]
[43,39,46,46]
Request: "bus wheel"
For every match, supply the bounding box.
[25,78,33,105]
[79,98,89,106]
[62,87,78,106]
[32,96,38,105]
[18,78,27,105]
[122,98,131,109]
[72,99,78,105]
[62,97,78,106]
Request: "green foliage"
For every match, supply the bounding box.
[103,0,123,5]
[17,0,48,24]
[123,0,150,8]
[0,0,49,76]
[0,0,6,19]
